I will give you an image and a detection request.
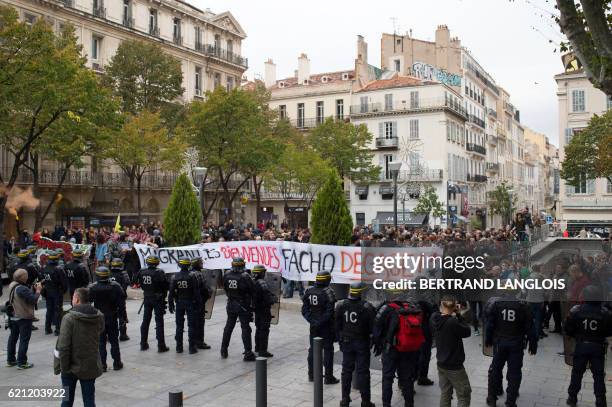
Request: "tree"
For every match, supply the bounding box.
[413,185,445,225]
[488,182,517,225]
[554,0,612,96]
[163,173,202,246]
[310,172,353,246]
[560,109,612,185]
[308,118,380,182]
[105,110,185,222]
[102,40,184,114]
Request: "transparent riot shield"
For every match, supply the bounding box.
[264,272,282,325]
[481,294,498,357]
[482,327,493,357]
[561,301,575,366]
[203,269,222,320]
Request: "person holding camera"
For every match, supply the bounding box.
[430,296,472,407]
[6,268,41,369]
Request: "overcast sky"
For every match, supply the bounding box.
[196,0,565,146]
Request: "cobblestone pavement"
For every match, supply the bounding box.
[0,290,610,407]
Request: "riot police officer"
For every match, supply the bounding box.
[137,255,170,352]
[89,266,126,371]
[221,257,256,361]
[302,270,339,384]
[252,265,278,358]
[168,257,201,354]
[565,285,612,407]
[335,281,376,407]
[8,249,37,283]
[65,250,90,300]
[485,289,537,407]
[191,257,212,350]
[40,251,67,335]
[110,258,131,342]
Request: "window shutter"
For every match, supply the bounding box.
[379,122,383,138]
[392,121,397,138]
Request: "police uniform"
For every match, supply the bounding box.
[40,252,67,335]
[110,258,131,342]
[335,282,375,407]
[373,299,423,407]
[8,250,38,285]
[302,270,339,384]
[252,265,278,358]
[221,257,256,361]
[65,251,90,300]
[168,257,201,354]
[191,258,212,350]
[564,285,612,407]
[484,292,537,407]
[137,256,170,352]
[89,267,125,371]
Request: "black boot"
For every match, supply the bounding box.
[140,343,149,351]
[119,334,130,341]
[259,351,274,358]
[158,343,169,353]
[324,375,340,385]
[417,377,434,386]
[566,397,577,407]
[308,372,313,382]
[339,398,351,407]
[176,345,183,353]
[243,351,256,361]
[361,401,376,407]
[113,360,123,371]
[220,348,228,359]
[197,342,211,350]
[189,346,198,354]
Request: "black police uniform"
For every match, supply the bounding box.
[89,274,126,370]
[65,258,90,299]
[191,261,212,349]
[373,300,422,407]
[485,294,537,407]
[110,266,131,341]
[565,301,612,407]
[168,268,201,353]
[335,295,376,406]
[416,299,435,385]
[221,266,255,359]
[40,259,67,335]
[137,263,170,351]
[253,272,278,357]
[302,276,337,382]
[8,255,38,285]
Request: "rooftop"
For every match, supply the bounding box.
[271,70,355,90]
[356,75,432,92]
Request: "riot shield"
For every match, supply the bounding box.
[264,272,282,325]
[203,269,222,320]
[481,294,498,357]
[561,301,575,366]
[482,327,493,357]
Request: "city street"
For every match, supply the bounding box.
[0,290,610,407]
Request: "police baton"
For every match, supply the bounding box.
[137,300,144,315]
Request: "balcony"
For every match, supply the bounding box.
[62,0,74,7]
[350,98,467,120]
[496,127,507,139]
[122,17,134,28]
[467,173,488,183]
[380,169,443,182]
[350,103,382,114]
[468,114,485,129]
[487,134,497,146]
[173,35,183,46]
[375,137,399,149]
[289,117,319,129]
[466,142,486,155]
[149,26,160,37]
[200,45,248,69]
[488,108,497,119]
[486,162,499,173]
[504,102,516,115]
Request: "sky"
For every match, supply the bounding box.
[195,0,565,146]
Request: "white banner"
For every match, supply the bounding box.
[35,237,92,265]
[134,241,440,284]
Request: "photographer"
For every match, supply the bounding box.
[6,268,41,369]
[431,296,472,407]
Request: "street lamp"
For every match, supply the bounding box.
[389,161,402,231]
[507,187,514,226]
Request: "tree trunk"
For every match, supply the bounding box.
[136,176,142,224]
[35,165,70,231]
[253,175,262,224]
[31,155,42,231]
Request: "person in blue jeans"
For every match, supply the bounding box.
[55,288,105,407]
[282,278,304,298]
[6,269,41,369]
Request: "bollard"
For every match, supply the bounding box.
[313,337,323,407]
[256,357,267,407]
[169,391,183,407]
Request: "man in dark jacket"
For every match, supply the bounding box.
[431,296,472,407]
[55,287,105,407]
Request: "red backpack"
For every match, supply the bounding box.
[388,302,425,352]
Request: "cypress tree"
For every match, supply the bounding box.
[310,172,353,245]
[163,173,202,246]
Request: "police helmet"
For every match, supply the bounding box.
[582,285,602,303]
[145,255,160,266]
[95,266,111,278]
[110,258,124,271]
[26,245,37,255]
[55,248,65,257]
[252,264,266,278]
[191,257,203,270]
[72,250,84,258]
[178,256,191,270]
[47,251,60,261]
[315,270,332,287]
[231,257,246,273]
[16,249,29,259]
[348,281,366,299]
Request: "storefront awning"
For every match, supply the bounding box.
[375,211,428,226]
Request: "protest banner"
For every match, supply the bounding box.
[35,237,92,265]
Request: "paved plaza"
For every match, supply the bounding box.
[0,289,610,407]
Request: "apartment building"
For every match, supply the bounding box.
[1,0,247,231]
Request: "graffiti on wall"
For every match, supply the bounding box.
[412,61,462,87]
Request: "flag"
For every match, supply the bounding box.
[114,214,121,233]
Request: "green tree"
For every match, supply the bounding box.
[163,173,202,246]
[560,109,612,185]
[308,118,380,182]
[105,110,185,222]
[488,182,517,225]
[310,172,353,246]
[413,185,445,225]
[102,40,184,114]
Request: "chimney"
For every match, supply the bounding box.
[264,58,276,88]
[297,53,310,84]
[357,35,367,64]
[435,25,450,46]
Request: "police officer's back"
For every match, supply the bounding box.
[110,257,130,342]
[191,257,212,350]
[40,251,67,335]
[168,257,201,354]
[252,265,278,358]
[137,255,169,352]
[335,282,375,407]
[564,285,612,407]
[65,250,90,297]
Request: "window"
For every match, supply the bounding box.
[394,59,400,72]
[568,174,595,194]
[214,34,221,51]
[384,94,393,111]
[227,40,233,55]
[384,154,394,179]
[279,105,286,120]
[335,99,344,120]
[360,96,368,113]
[213,72,221,89]
[194,26,202,49]
[297,103,304,128]
[194,67,202,96]
[607,96,612,110]
[149,9,158,35]
[607,180,612,194]
[173,18,181,44]
[409,119,419,139]
[122,0,131,26]
[409,152,420,173]
[382,122,395,139]
[410,91,419,108]
[23,13,37,25]
[316,101,324,124]
[226,76,234,91]
[447,122,451,141]
[356,213,366,225]
[571,90,585,112]
[91,35,101,61]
